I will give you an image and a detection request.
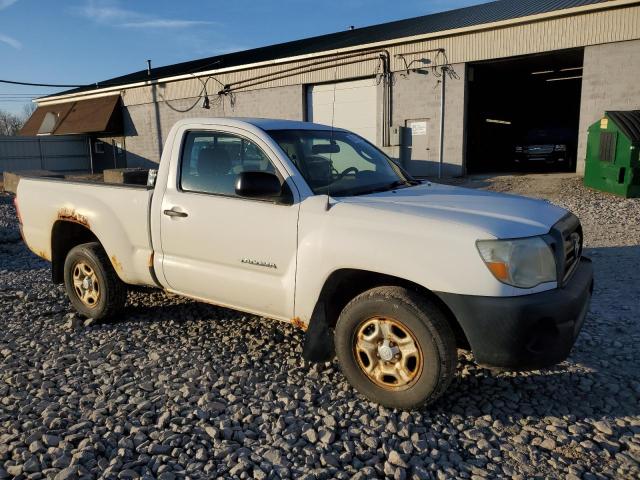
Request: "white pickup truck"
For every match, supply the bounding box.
[16,118,593,409]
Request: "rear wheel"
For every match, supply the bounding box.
[63,242,127,319]
[334,286,457,410]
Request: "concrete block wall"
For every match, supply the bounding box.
[577,39,640,174]
[120,67,469,177]
[386,62,467,177]
[123,85,304,167]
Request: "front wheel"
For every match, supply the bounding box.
[334,286,457,410]
[63,242,127,320]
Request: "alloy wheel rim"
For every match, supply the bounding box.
[72,261,100,308]
[353,316,423,391]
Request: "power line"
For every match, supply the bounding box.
[0,79,85,88]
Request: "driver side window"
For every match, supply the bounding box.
[180,131,276,196]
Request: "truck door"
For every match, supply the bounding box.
[158,128,299,321]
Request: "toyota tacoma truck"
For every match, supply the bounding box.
[15,118,593,410]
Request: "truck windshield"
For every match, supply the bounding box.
[267,129,415,196]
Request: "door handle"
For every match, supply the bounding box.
[163,208,188,218]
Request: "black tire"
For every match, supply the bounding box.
[63,242,127,320]
[334,286,457,410]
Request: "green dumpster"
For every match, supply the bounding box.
[583,110,640,198]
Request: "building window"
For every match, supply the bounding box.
[94,141,104,154]
[37,112,58,135]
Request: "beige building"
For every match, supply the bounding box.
[22,0,640,177]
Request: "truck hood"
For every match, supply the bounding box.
[338,182,568,238]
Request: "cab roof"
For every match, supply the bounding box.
[175,117,347,132]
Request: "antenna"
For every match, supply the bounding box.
[146,60,152,77]
[326,54,339,211]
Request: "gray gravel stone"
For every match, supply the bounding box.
[302,427,318,444]
[389,450,408,468]
[6,465,22,477]
[594,420,614,436]
[0,177,639,479]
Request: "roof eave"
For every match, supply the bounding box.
[35,0,639,106]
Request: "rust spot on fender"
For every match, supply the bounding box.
[291,317,308,332]
[148,252,154,268]
[111,255,123,273]
[57,208,89,228]
[27,244,50,262]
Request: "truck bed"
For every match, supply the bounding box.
[17,176,156,286]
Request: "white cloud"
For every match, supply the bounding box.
[0,1,21,50]
[78,3,131,22]
[0,0,18,10]
[77,0,214,29]
[121,19,213,29]
[0,33,21,49]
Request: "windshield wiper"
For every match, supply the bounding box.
[349,180,411,196]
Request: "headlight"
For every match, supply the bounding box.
[476,237,556,288]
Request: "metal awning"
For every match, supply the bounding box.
[19,95,123,136]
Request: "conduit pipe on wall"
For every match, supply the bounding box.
[219,49,394,146]
[395,48,453,177]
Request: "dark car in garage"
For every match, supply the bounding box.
[514,127,576,171]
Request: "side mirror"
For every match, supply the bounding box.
[235,171,283,199]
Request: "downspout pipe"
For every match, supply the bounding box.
[379,51,392,147]
[438,66,447,179]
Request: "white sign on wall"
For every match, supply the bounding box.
[410,121,427,136]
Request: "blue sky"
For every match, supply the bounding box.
[0,0,485,114]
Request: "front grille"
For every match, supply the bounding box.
[562,229,582,282]
[526,145,554,154]
[550,214,583,286]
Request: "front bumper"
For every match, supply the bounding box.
[515,153,566,164]
[436,257,593,370]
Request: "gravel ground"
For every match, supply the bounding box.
[1,174,639,479]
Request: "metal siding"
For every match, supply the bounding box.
[0,136,90,173]
[113,6,640,108]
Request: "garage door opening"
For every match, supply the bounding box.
[466,49,584,174]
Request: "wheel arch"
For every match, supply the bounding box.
[302,268,469,363]
[51,220,101,284]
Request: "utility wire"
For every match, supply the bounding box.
[0,79,85,88]
[0,59,225,90]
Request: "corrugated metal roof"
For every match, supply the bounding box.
[607,110,640,143]
[49,0,611,98]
